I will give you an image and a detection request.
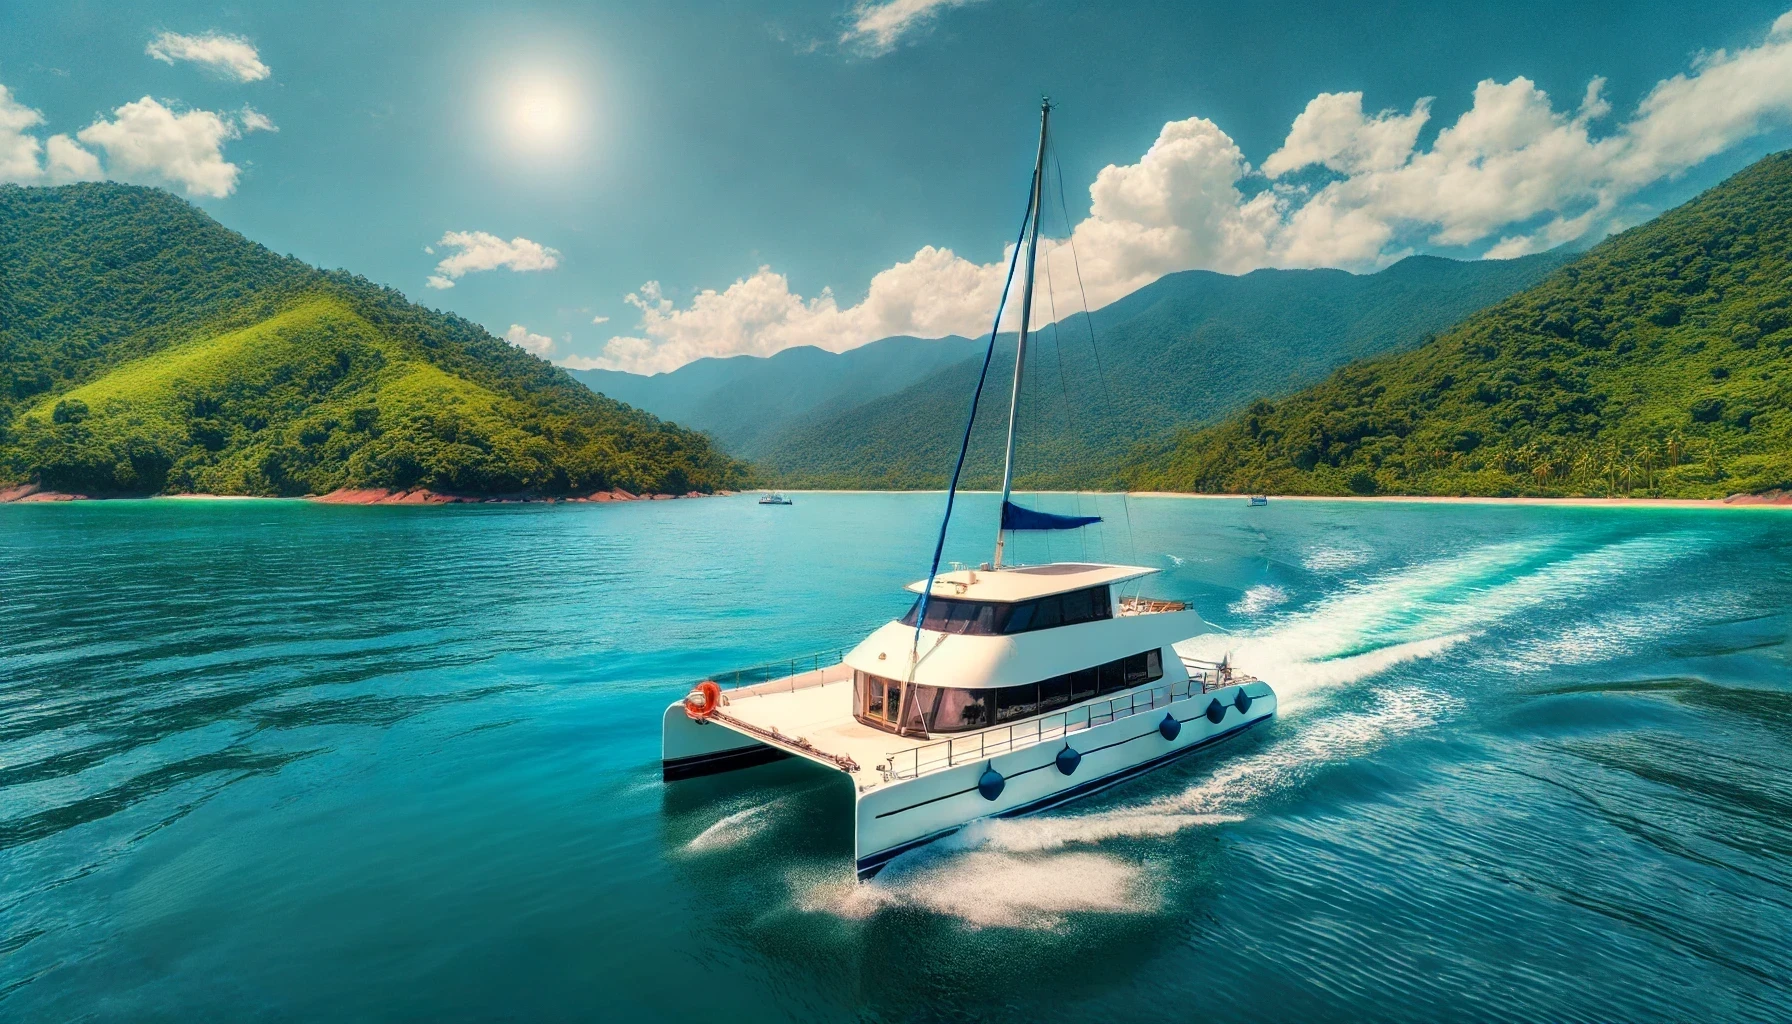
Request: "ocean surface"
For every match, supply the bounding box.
[2,493,1790,1022]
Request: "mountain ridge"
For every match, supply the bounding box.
[685,249,1574,488]
[0,182,745,497]
[1127,150,1792,498]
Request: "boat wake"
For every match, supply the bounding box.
[793,533,1712,929]
[1228,584,1289,616]
[792,850,1154,930]
[684,799,781,853]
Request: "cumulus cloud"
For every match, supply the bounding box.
[0,84,45,183]
[44,134,100,182]
[427,231,560,289]
[591,314,610,324]
[504,324,555,356]
[841,0,983,56]
[146,31,271,82]
[582,9,1792,372]
[76,96,242,198]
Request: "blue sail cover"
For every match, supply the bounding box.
[1001,501,1102,531]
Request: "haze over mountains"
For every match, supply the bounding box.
[579,251,1571,488]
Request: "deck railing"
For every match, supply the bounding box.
[1181,656,1256,694]
[1117,596,1188,615]
[699,647,854,695]
[879,657,1260,781]
[882,678,1204,781]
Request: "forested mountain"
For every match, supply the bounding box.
[669,249,1567,488]
[0,183,743,497]
[570,332,981,458]
[1130,151,1792,499]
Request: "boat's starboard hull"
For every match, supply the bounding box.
[853,680,1276,879]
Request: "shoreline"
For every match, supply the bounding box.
[0,483,737,505]
[3,483,1787,509]
[769,488,1792,508]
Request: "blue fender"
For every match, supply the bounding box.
[1055,746,1082,775]
[978,765,1005,800]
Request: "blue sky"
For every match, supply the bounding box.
[4,0,1792,373]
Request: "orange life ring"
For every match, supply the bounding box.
[683,680,723,720]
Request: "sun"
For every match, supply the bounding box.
[497,71,582,154]
[514,82,567,141]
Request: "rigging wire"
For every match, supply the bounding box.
[902,160,1037,731]
[1051,141,1138,566]
[1038,157,1090,563]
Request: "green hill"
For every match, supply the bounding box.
[1129,151,1792,499]
[741,250,1569,489]
[0,183,744,496]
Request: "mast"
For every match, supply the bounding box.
[994,97,1051,569]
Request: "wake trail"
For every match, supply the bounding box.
[793,533,1709,928]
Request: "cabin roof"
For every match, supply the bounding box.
[903,562,1158,603]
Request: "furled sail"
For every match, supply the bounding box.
[1000,500,1101,531]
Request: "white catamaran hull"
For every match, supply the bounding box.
[851,680,1275,878]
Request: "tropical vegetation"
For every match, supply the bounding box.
[1127,151,1792,499]
[0,183,744,496]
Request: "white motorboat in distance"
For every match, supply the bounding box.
[659,98,1278,880]
[758,492,794,505]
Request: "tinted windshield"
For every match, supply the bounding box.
[899,585,1112,635]
[856,648,1165,733]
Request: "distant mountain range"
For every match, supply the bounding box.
[1130,150,1792,499]
[0,183,743,497]
[578,250,1572,488]
[570,332,983,459]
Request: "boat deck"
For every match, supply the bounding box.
[706,652,1253,791]
[714,671,925,788]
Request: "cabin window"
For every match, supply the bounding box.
[899,585,1114,636]
[995,683,1041,723]
[1068,667,1098,703]
[926,686,990,731]
[856,670,903,732]
[862,648,1168,733]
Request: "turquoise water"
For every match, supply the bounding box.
[2,494,1790,1022]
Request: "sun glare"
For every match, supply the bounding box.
[496,71,582,154]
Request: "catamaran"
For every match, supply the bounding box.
[661,100,1277,880]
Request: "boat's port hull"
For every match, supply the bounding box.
[660,703,787,781]
[853,681,1275,879]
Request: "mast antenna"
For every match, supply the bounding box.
[994,97,1051,568]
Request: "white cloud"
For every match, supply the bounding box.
[239,107,276,133]
[44,134,100,183]
[841,0,983,56]
[587,8,1792,372]
[146,31,270,82]
[428,231,560,289]
[76,96,242,198]
[0,84,45,183]
[504,324,555,356]
[590,314,610,324]
[1262,93,1432,178]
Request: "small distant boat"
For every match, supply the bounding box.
[1249,495,1269,507]
[758,493,793,505]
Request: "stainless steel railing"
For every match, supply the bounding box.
[697,647,855,695]
[881,677,1208,781]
